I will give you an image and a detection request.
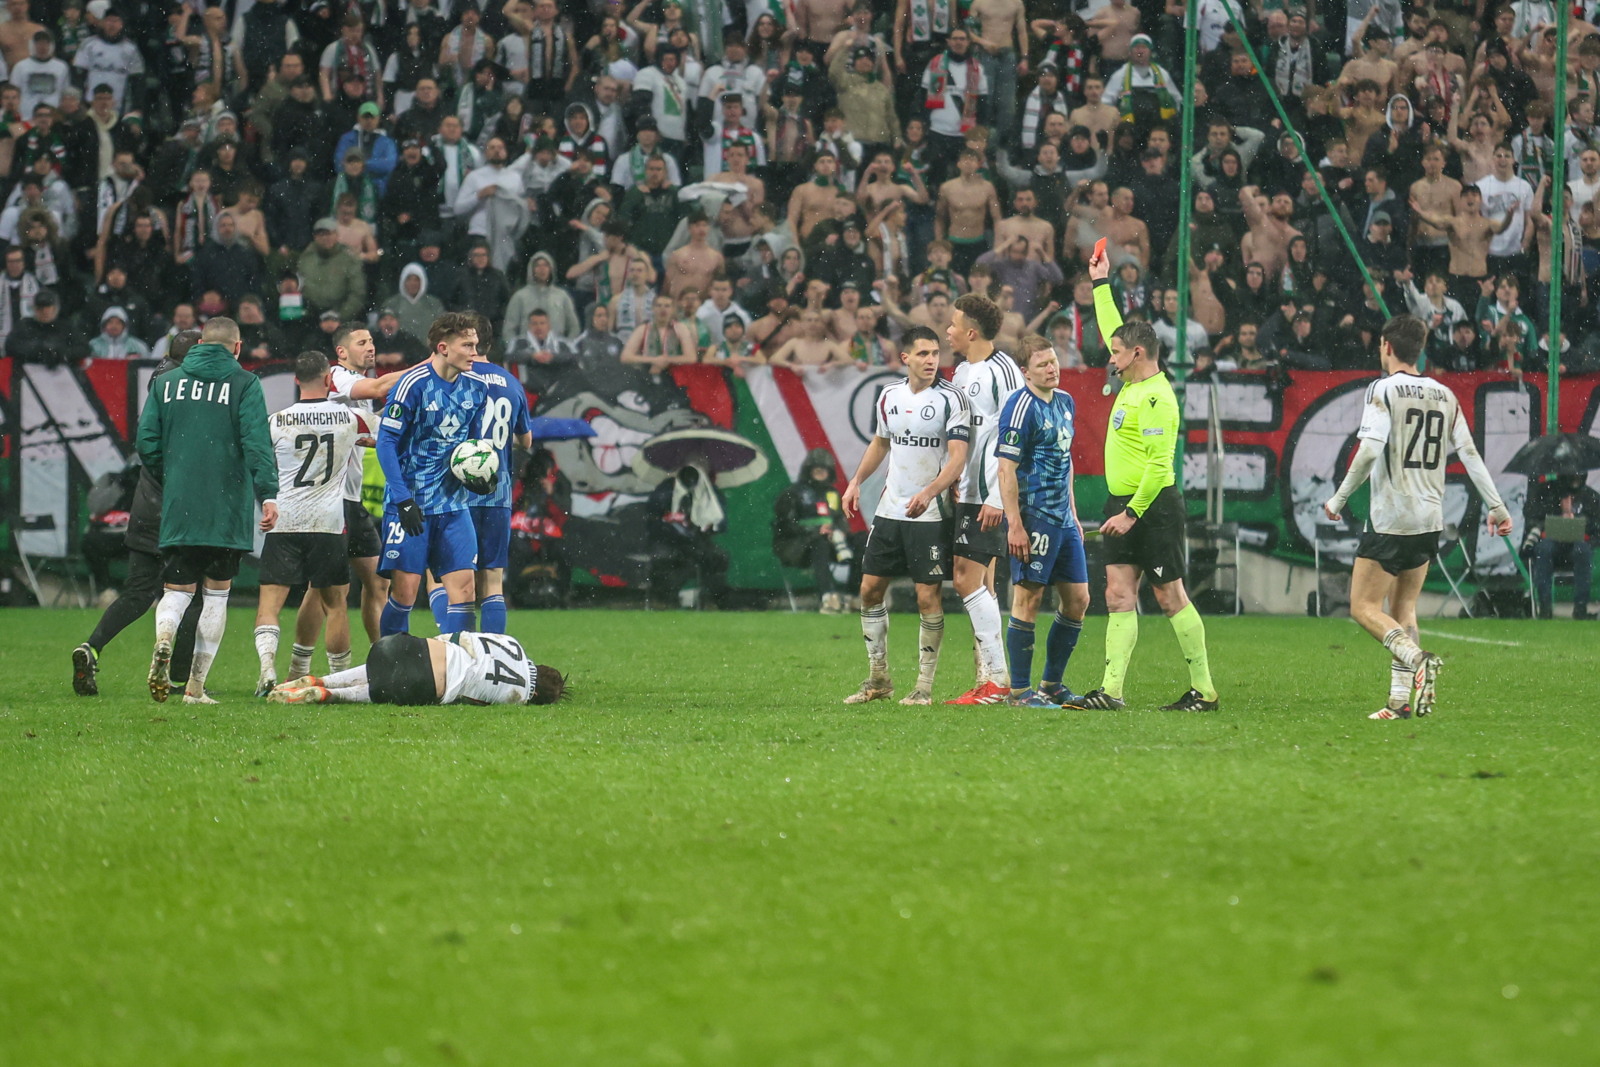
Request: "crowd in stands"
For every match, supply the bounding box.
[6,0,1600,385]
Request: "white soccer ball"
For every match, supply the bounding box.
[450,439,500,493]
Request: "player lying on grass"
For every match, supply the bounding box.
[269,631,566,706]
[1323,313,1512,720]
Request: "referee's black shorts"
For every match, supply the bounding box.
[1101,485,1186,584]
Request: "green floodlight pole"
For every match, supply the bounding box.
[1221,4,1391,317]
[1548,5,1570,436]
[1174,0,1198,498]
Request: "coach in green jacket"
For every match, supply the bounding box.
[135,317,280,706]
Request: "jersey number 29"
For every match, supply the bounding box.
[1402,409,1445,471]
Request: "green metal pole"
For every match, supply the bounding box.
[1548,4,1570,436]
[1175,7,1197,372]
[1221,4,1390,316]
[1174,0,1198,497]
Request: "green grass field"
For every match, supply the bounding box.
[1,607,1596,1065]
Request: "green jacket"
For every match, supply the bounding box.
[297,243,367,321]
[136,342,279,551]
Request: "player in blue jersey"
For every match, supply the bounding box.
[995,335,1090,707]
[375,313,491,636]
[456,353,532,633]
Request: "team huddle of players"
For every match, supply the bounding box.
[839,244,1511,721]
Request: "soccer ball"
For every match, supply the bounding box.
[450,439,499,494]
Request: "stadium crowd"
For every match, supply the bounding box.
[8,0,1600,384]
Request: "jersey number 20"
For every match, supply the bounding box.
[1402,409,1445,471]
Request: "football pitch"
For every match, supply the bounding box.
[1,607,1596,1065]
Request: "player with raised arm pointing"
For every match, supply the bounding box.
[1323,314,1513,720]
[375,313,491,637]
[1071,242,1220,712]
[841,326,971,706]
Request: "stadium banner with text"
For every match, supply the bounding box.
[5,360,1600,591]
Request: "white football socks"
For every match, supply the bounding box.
[917,612,945,690]
[154,589,194,648]
[328,649,353,673]
[186,588,230,696]
[1381,627,1423,671]
[321,666,368,688]
[861,603,889,679]
[253,624,279,673]
[961,587,1008,686]
[289,643,315,679]
[1387,626,1420,706]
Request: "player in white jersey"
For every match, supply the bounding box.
[268,631,567,707]
[295,324,406,657]
[841,326,970,706]
[1324,315,1512,720]
[945,293,1023,705]
[252,353,367,696]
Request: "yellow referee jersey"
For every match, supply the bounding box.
[1092,281,1180,516]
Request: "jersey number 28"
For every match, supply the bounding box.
[480,397,513,451]
[1402,409,1445,471]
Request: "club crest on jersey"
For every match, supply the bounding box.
[920,404,935,420]
[439,413,462,438]
[1112,409,1126,430]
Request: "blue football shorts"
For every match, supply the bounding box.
[470,505,512,571]
[379,507,478,578]
[1010,517,1088,587]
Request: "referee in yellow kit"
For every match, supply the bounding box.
[1067,245,1219,711]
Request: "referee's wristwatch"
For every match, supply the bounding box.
[1122,506,1139,521]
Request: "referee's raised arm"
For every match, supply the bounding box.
[1086,241,1124,337]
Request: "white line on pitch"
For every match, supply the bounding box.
[1418,629,1523,647]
